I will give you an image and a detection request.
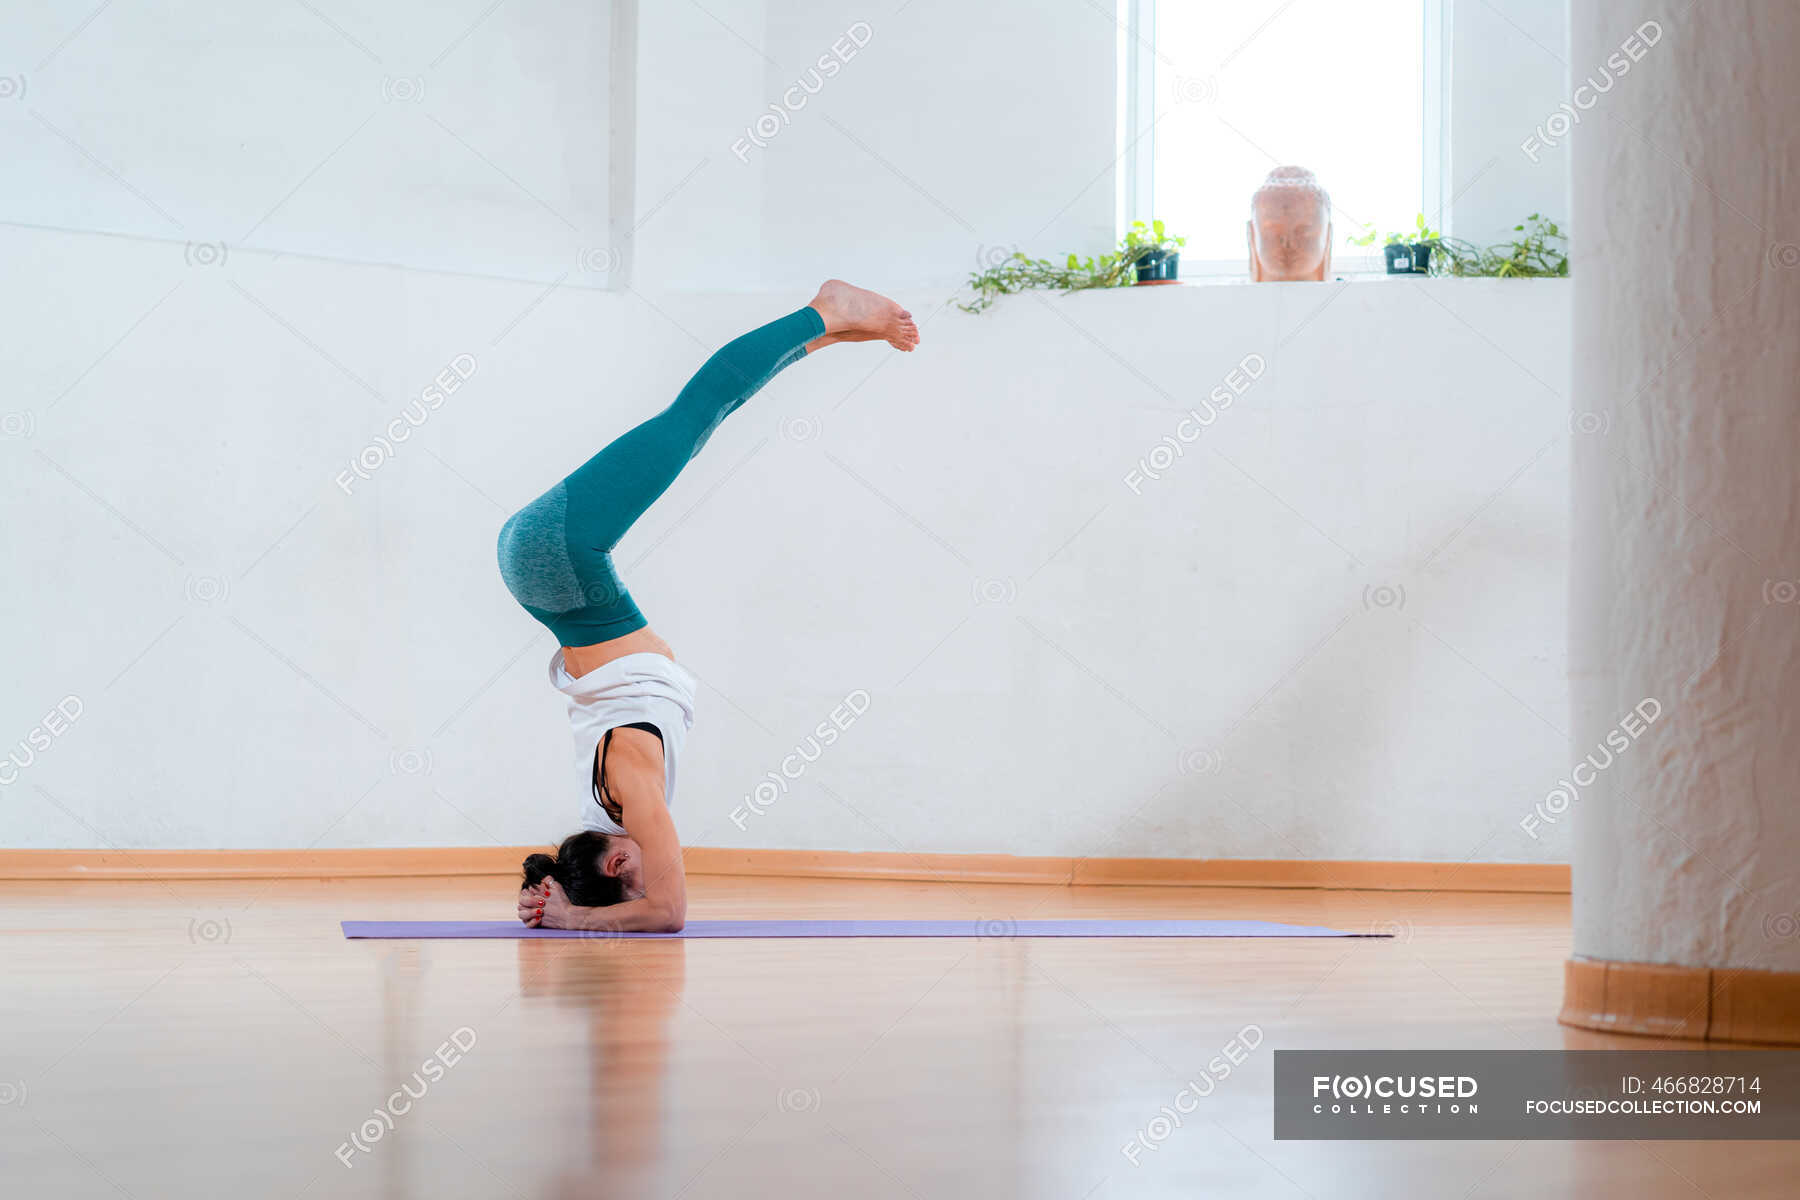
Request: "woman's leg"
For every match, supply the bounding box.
[561,305,825,557]
[498,284,917,646]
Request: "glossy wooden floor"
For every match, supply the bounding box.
[2,874,1794,1198]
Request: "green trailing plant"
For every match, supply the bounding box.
[1431,213,1568,277]
[958,220,1186,314]
[1348,212,1568,277]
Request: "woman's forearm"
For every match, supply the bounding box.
[572,895,685,934]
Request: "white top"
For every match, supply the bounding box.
[549,650,697,836]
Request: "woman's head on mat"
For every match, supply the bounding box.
[522,831,644,907]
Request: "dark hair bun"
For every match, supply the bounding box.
[521,852,559,887]
[519,832,630,907]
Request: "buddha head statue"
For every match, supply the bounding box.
[1247,166,1333,282]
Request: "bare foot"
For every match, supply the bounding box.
[806,279,920,352]
[804,329,885,353]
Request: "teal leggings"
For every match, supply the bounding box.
[497,305,825,645]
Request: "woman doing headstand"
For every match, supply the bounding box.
[498,281,919,932]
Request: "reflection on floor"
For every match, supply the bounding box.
[1,873,1793,1198]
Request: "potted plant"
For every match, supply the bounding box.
[1124,219,1184,284]
[958,220,1187,313]
[1348,213,1442,275]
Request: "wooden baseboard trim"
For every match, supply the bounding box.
[0,846,1569,892]
[0,847,534,880]
[1559,957,1800,1045]
[682,849,1568,892]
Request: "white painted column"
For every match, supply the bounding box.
[1570,3,1800,972]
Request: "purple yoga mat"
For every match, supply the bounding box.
[341,918,1371,939]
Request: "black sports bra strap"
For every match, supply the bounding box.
[593,722,664,820]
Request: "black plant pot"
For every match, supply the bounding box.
[1135,249,1180,284]
[1383,242,1434,275]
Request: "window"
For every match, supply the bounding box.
[1120,0,1431,273]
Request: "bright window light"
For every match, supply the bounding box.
[1145,0,1424,267]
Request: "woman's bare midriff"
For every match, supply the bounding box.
[560,626,675,679]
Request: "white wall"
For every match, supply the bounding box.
[1,1,1573,863]
[1447,0,1573,248]
[5,0,616,284]
[630,0,1118,291]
